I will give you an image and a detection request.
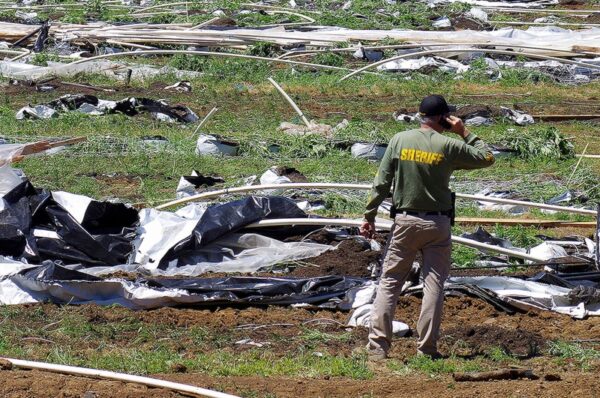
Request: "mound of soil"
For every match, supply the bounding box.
[452,16,489,31]
[289,239,381,278]
[443,325,545,358]
[455,104,504,120]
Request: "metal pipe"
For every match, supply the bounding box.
[246,218,547,262]
[155,182,597,216]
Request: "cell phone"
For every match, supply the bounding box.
[439,116,452,129]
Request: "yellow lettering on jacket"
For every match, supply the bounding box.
[400,149,408,160]
[399,149,444,165]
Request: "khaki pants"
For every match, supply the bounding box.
[368,213,451,355]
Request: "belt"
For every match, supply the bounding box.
[399,210,452,217]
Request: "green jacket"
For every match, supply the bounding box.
[364,127,495,222]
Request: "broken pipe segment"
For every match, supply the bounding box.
[156,183,597,216]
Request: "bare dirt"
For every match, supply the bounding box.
[4,369,600,398]
[3,297,600,397]
[288,238,380,278]
[444,325,545,358]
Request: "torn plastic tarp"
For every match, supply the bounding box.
[131,196,317,272]
[425,0,557,7]
[377,56,469,74]
[351,143,387,161]
[88,232,332,277]
[461,227,522,251]
[0,262,368,310]
[474,189,528,214]
[495,59,600,84]
[176,170,224,199]
[0,180,139,266]
[16,94,199,123]
[195,134,239,156]
[443,276,600,319]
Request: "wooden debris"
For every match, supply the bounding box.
[453,368,538,382]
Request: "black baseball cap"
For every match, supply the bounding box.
[418,95,456,116]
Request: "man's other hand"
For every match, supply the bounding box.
[360,220,375,239]
[445,116,467,138]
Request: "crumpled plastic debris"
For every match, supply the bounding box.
[432,16,452,28]
[16,94,199,123]
[353,47,384,62]
[350,143,387,161]
[279,119,348,138]
[0,179,139,266]
[0,262,369,310]
[377,56,469,74]
[567,285,600,305]
[528,242,568,261]
[464,116,493,126]
[164,81,192,92]
[176,170,224,199]
[466,7,488,22]
[475,189,529,214]
[195,134,239,156]
[501,107,535,126]
[348,304,411,336]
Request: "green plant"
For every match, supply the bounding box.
[501,127,575,160]
[548,341,600,371]
[313,52,345,67]
[248,42,280,58]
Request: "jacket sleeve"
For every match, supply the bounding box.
[364,143,396,222]
[447,133,495,170]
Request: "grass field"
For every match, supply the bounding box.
[2,1,600,397]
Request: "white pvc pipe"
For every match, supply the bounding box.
[268,77,311,127]
[2,357,240,398]
[155,182,597,216]
[246,218,547,262]
[339,47,600,82]
[64,50,356,73]
[278,42,582,59]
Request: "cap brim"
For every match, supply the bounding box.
[447,105,457,113]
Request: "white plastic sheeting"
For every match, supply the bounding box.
[89,205,333,276]
[0,145,25,197]
[426,0,557,8]
[0,163,23,197]
[448,276,600,319]
[350,143,387,161]
[195,134,239,156]
[377,56,469,73]
[52,191,94,224]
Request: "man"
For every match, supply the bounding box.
[360,94,495,360]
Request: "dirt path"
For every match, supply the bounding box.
[2,368,599,398]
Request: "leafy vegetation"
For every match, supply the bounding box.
[501,127,575,160]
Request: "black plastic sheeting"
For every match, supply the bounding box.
[146,275,366,306]
[158,195,308,268]
[21,94,199,123]
[461,227,517,250]
[12,263,368,309]
[0,180,139,266]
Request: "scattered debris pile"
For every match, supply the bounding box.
[16,94,199,123]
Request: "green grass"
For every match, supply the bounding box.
[387,355,487,376]
[548,341,600,371]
